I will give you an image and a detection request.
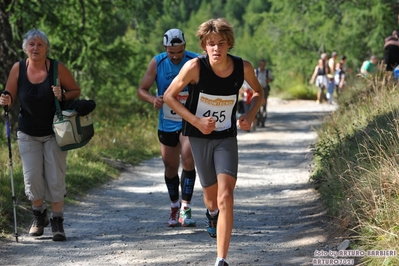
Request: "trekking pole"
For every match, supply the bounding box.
[2,91,19,242]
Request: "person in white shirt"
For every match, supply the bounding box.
[254,59,273,127]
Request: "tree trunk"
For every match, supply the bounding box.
[0,1,22,134]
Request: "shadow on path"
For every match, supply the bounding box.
[0,100,337,266]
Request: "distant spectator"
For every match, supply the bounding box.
[384,31,399,71]
[254,59,273,127]
[328,52,338,73]
[334,60,346,99]
[327,52,338,104]
[360,55,378,77]
[321,53,330,77]
[384,30,398,43]
[310,54,329,103]
[340,55,347,65]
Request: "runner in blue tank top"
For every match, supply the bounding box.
[138,29,199,227]
[154,49,198,131]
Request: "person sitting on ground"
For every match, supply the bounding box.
[360,55,378,77]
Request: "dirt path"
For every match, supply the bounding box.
[0,99,338,266]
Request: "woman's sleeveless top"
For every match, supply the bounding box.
[317,66,326,76]
[17,58,56,136]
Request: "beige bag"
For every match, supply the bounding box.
[52,60,94,151]
[53,110,94,151]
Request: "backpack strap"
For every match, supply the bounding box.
[53,60,63,120]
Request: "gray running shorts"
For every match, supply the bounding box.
[17,131,68,202]
[188,137,238,188]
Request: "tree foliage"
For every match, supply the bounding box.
[1,0,399,246]
[0,0,397,109]
[1,0,159,103]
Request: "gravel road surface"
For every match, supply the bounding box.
[0,99,338,266]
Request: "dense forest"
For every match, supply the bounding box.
[0,0,398,110]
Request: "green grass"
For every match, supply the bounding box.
[0,99,159,237]
[272,74,318,100]
[311,69,399,265]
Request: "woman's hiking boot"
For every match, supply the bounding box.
[29,209,49,236]
[50,216,66,241]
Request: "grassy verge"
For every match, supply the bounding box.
[311,70,399,265]
[0,100,159,237]
[272,75,317,100]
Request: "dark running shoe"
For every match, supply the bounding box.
[50,216,66,241]
[205,210,218,238]
[29,209,49,236]
[216,259,229,266]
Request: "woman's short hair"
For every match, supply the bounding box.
[22,29,50,55]
[196,18,235,51]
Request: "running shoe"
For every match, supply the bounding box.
[216,260,229,266]
[205,210,218,238]
[168,207,181,227]
[179,207,196,227]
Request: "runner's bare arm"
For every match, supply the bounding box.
[236,60,264,130]
[243,60,264,119]
[164,58,216,135]
[137,58,163,109]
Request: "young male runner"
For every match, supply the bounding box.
[137,29,198,227]
[164,18,263,266]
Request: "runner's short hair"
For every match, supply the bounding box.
[196,18,235,51]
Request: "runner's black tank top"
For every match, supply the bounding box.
[183,54,244,139]
[17,58,56,136]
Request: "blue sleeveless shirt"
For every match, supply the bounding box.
[155,50,198,132]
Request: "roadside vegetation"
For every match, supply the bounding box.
[311,68,399,265]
